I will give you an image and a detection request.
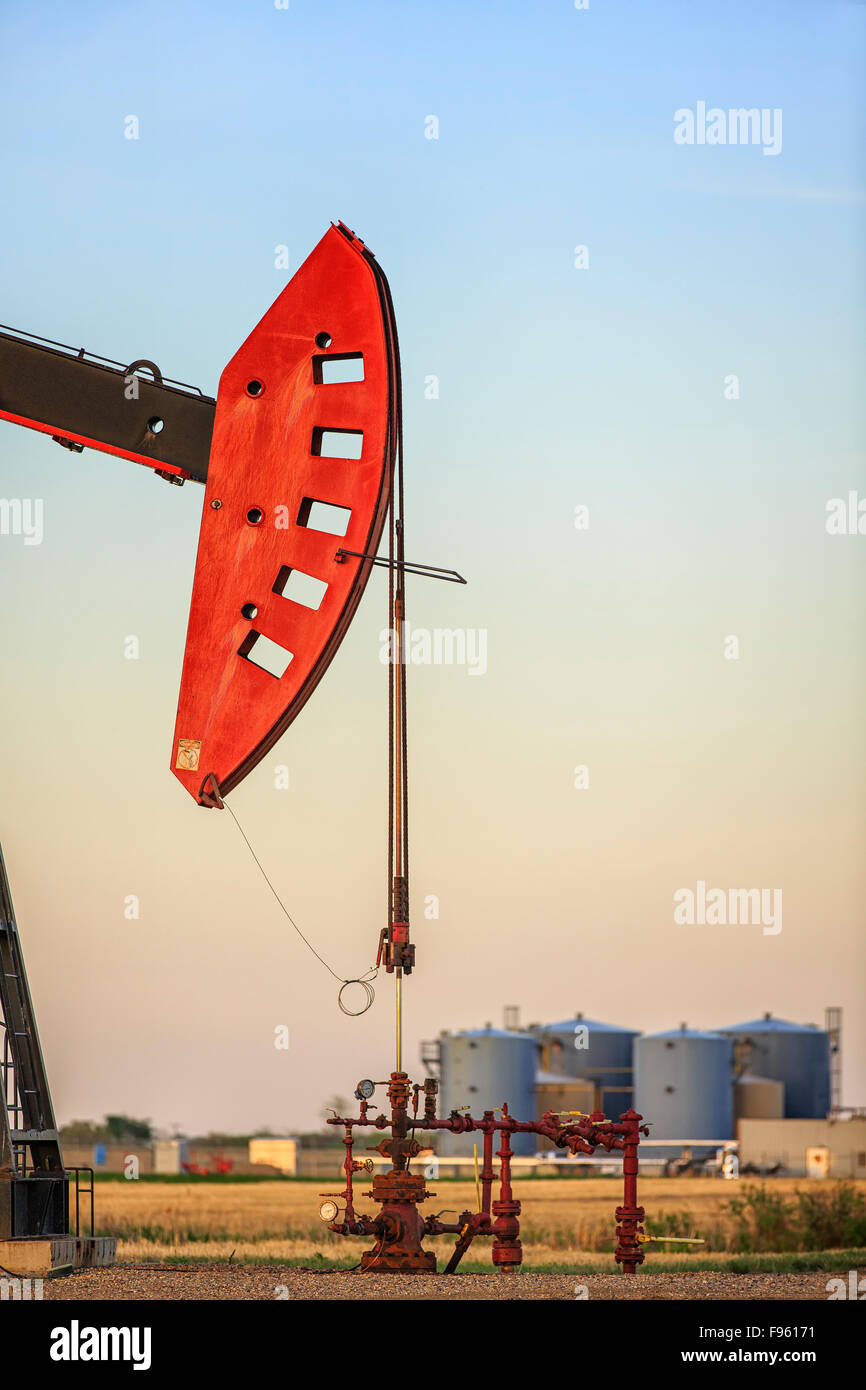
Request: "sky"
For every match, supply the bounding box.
[0,0,864,1134]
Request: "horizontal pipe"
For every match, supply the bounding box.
[327,1112,634,1142]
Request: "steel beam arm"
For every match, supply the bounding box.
[0,326,215,483]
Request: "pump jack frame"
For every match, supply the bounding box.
[0,841,116,1272]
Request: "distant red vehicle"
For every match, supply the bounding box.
[181,1152,234,1177]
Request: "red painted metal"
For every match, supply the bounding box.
[324,1074,650,1275]
[614,1109,646,1274]
[0,409,192,481]
[491,1120,522,1270]
[171,222,396,803]
[362,1170,437,1272]
[359,1074,436,1271]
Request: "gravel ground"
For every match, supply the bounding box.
[44,1266,839,1301]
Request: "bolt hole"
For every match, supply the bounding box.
[246,507,265,526]
[315,332,332,350]
[246,379,264,397]
[147,417,164,434]
[241,602,258,620]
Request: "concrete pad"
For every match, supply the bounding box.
[0,1235,116,1277]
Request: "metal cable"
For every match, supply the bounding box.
[223,799,376,1014]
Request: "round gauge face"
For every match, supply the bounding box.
[319,1200,339,1223]
[356,1078,375,1100]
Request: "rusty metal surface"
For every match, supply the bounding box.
[323,1072,650,1275]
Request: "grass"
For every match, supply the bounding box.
[91,1172,299,1184]
[89,1172,664,1185]
[117,1248,866,1276]
[79,1175,866,1269]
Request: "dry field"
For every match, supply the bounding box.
[86,1175,865,1268]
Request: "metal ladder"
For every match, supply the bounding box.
[0,840,68,1238]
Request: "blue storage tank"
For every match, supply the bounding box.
[439,1027,538,1156]
[532,1013,640,1119]
[719,1014,830,1119]
[634,1026,734,1143]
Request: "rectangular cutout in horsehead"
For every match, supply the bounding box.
[313,353,365,385]
[296,497,352,536]
[273,565,328,611]
[310,427,363,460]
[238,630,294,679]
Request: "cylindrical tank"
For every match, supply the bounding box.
[734,1074,785,1120]
[531,1013,640,1119]
[719,1014,830,1118]
[438,1027,537,1156]
[634,1026,734,1142]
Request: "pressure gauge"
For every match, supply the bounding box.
[355,1078,375,1100]
[319,1200,339,1223]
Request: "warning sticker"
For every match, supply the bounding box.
[176,738,202,772]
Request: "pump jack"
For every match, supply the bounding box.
[1,221,400,1253]
[0,222,650,1274]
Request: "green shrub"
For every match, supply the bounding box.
[797,1184,866,1251]
[726,1183,866,1253]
